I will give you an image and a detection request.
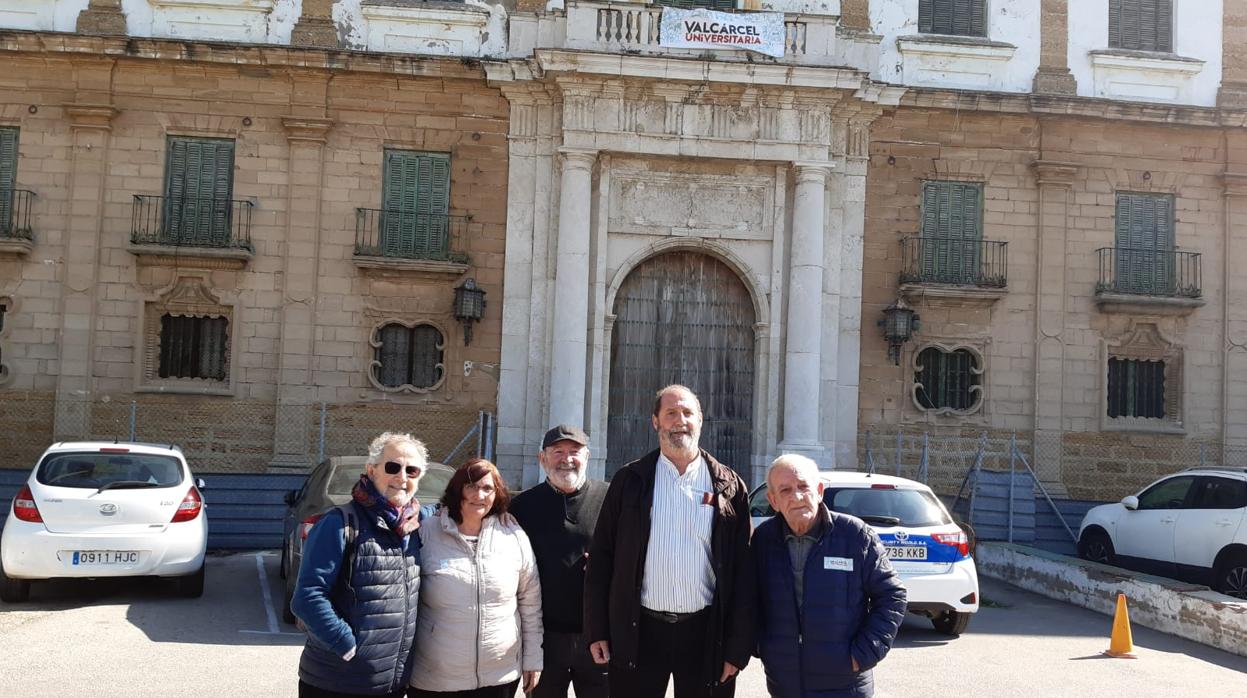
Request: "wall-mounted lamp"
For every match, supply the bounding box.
[878,298,920,366]
[453,278,486,346]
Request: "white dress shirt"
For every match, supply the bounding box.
[640,452,716,613]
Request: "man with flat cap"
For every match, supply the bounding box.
[511,425,610,698]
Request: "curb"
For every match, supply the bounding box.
[975,542,1247,658]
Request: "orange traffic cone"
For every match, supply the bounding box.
[1104,593,1137,659]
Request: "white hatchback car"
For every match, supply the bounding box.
[0,442,208,602]
[750,471,979,635]
[1078,467,1247,598]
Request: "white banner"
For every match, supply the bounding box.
[659,8,786,59]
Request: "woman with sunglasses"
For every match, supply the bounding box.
[292,432,429,698]
[409,459,543,698]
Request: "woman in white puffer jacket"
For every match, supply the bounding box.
[409,458,543,698]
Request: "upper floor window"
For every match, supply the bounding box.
[1114,192,1174,294]
[914,346,982,413]
[1109,0,1173,53]
[164,136,236,246]
[378,149,451,259]
[371,322,445,392]
[919,0,987,38]
[656,0,738,10]
[0,127,17,234]
[919,181,983,284]
[158,314,229,381]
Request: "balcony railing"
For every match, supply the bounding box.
[354,209,470,263]
[1096,247,1202,298]
[131,195,254,250]
[899,237,1008,288]
[0,189,35,241]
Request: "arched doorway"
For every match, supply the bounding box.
[606,251,756,476]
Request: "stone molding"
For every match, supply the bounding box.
[128,245,253,270]
[0,239,33,258]
[1093,293,1205,316]
[1224,171,1247,197]
[1089,50,1205,104]
[63,104,119,130]
[352,256,470,276]
[1032,160,1080,187]
[558,147,597,171]
[281,116,334,144]
[899,283,1007,308]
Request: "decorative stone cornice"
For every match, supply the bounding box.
[63,103,119,130]
[1032,160,1080,187]
[1224,171,1247,197]
[281,116,333,144]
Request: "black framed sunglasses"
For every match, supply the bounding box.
[382,461,423,478]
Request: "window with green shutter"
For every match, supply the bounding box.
[1109,0,1173,52]
[164,136,235,246]
[919,0,988,38]
[380,150,451,259]
[1114,192,1174,294]
[372,322,445,391]
[158,314,229,381]
[920,181,983,284]
[0,127,17,235]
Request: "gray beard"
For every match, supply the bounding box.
[548,470,586,492]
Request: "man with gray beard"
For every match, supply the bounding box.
[511,424,610,698]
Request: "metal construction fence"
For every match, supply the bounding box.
[0,393,493,474]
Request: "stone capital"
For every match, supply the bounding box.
[1032,160,1080,187]
[558,148,597,171]
[281,116,334,144]
[793,162,833,183]
[64,103,119,130]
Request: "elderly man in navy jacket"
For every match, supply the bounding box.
[752,454,907,698]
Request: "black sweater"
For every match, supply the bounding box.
[510,479,608,634]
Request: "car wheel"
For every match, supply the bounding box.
[281,575,297,625]
[1214,553,1247,600]
[0,559,30,603]
[176,563,205,599]
[931,610,970,636]
[1078,529,1115,565]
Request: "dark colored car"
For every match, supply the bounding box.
[278,456,455,623]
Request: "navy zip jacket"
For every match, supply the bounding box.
[752,504,907,698]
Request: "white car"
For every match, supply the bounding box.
[749,471,979,635]
[0,442,208,602]
[1078,467,1247,598]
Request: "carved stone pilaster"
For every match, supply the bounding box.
[1033,0,1077,95]
[291,0,339,48]
[76,0,127,35]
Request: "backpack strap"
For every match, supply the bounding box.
[335,503,359,594]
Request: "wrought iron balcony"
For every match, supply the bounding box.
[899,237,1008,288]
[0,189,34,241]
[354,209,470,264]
[131,195,254,251]
[1095,247,1202,298]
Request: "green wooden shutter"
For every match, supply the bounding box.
[381,150,451,259]
[0,128,17,235]
[920,0,986,37]
[165,137,235,246]
[1115,193,1173,293]
[921,181,982,283]
[1110,0,1172,52]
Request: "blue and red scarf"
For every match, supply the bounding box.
[351,475,421,537]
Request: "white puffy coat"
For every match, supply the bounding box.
[410,508,543,691]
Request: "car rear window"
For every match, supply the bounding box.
[37,452,184,489]
[328,465,366,495]
[825,487,951,528]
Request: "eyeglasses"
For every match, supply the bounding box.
[466,482,496,495]
[383,461,423,478]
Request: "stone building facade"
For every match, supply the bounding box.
[0,1,510,471]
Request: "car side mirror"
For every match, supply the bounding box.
[284,490,298,506]
[1121,495,1139,511]
[195,478,207,490]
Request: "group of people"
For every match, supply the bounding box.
[291,384,908,698]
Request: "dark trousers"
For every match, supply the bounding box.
[532,630,609,698]
[407,681,518,698]
[299,680,405,698]
[608,612,736,698]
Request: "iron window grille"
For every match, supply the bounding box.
[158,314,229,381]
[914,346,982,413]
[1107,357,1166,419]
[372,323,445,391]
[918,0,988,38]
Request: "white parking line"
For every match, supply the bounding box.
[240,552,302,637]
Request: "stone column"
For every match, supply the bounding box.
[547,148,596,428]
[271,72,333,471]
[76,0,127,35]
[1220,0,1247,108]
[1033,0,1077,95]
[54,102,119,439]
[1032,159,1080,487]
[1222,158,1247,449]
[780,163,831,460]
[291,0,339,49]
